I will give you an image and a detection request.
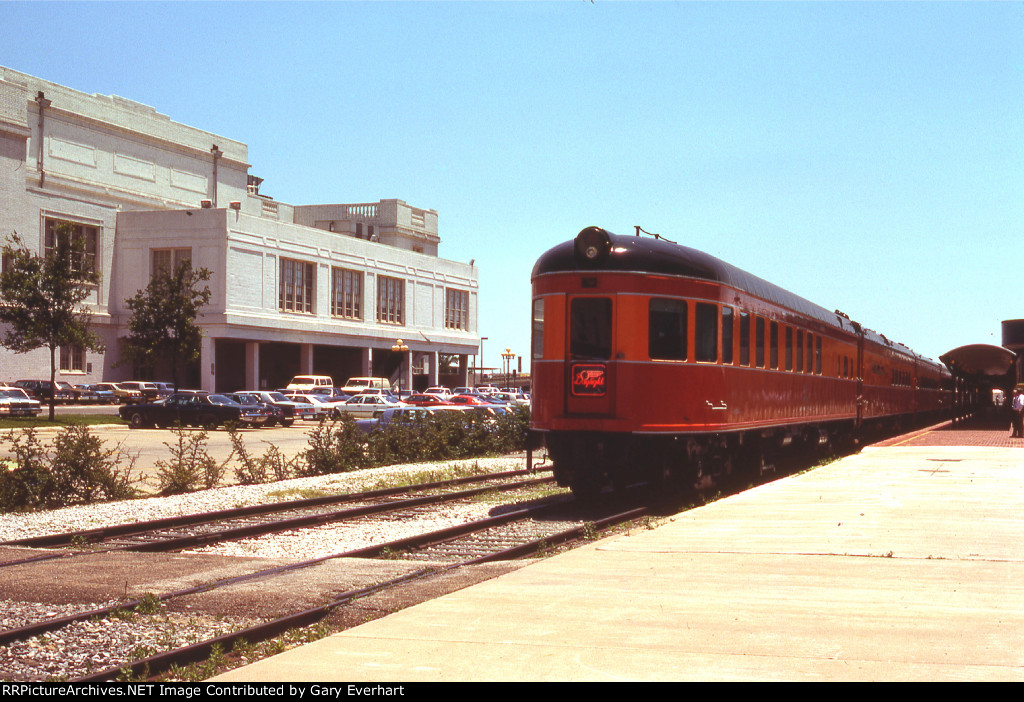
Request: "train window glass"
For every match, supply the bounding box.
[531,298,544,360]
[722,307,734,365]
[570,297,612,360]
[755,317,765,367]
[796,330,804,373]
[695,303,718,362]
[769,321,779,369]
[739,312,751,366]
[815,337,822,374]
[785,326,793,371]
[806,333,814,373]
[649,298,687,361]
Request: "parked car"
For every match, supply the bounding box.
[234,390,317,426]
[337,393,405,419]
[153,382,176,398]
[55,381,96,404]
[404,393,451,406]
[225,392,288,425]
[485,391,529,407]
[14,379,74,404]
[448,394,490,406]
[355,405,465,434]
[91,383,145,404]
[424,386,452,399]
[73,383,109,404]
[0,386,43,416]
[120,390,272,429]
[340,376,392,394]
[118,381,162,402]
[286,375,335,393]
[282,393,335,420]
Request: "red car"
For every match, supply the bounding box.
[448,394,488,405]
[404,393,451,406]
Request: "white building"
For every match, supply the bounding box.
[0,66,479,392]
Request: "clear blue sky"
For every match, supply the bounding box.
[3,1,1022,373]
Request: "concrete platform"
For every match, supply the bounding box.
[215,444,1024,681]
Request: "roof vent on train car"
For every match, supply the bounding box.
[574,227,612,266]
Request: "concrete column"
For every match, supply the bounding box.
[428,351,439,386]
[245,342,260,390]
[458,354,469,386]
[300,343,314,374]
[201,336,215,392]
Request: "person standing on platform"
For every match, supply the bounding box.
[1011,388,1024,438]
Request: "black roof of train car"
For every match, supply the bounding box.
[532,227,940,368]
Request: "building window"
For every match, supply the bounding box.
[279,258,316,314]
[331,267,362,320]
[44,218,98,277]
[376,275,404,325]
[445,288,469,330]
[60,345,86,373]
[151,247,191,276]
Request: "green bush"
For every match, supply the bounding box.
[154,425,224,495]
[0,426,137,512]
[299,416,368,476]
[229,427,299,484]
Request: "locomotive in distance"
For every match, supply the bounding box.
[530,226,952,497]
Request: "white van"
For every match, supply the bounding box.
[286,375,334,392]
[341,377,392,394]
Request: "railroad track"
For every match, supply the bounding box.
[0,480,651,682]
[73,499,650,682]
[0,468,550,566]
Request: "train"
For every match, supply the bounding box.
[530,226,954,497]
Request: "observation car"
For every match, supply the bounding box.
[530,226,952,496]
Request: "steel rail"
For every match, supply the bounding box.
[72,503,650,682]
[0,476,557,647]
[1,468,543,548]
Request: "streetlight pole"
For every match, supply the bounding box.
[502,348,515,389]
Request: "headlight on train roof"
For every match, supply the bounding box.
[574,226,612,266]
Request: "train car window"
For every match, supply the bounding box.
[796,330,804,373]
[815,337,822,374]
[649,298,687,361]
[647,298,688,362]
[755,316,765,368]
[570,297,612,359]
[695,303,718,362]
[739,312,751,366]
[785,326,793,371]
[769,321,779,369]
[722,307,734,365]
[531,298,544,360]
[806,333,814,373]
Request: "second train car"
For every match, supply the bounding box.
[530,226,951,496]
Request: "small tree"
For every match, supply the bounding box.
[0,227,104,421]
[119,259,212,390]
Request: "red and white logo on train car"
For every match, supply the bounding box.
[571,364,607,396]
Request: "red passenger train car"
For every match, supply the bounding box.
[530,227,951,496]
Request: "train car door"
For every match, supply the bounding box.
[854,323,865,430]
[565,295,615,416]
